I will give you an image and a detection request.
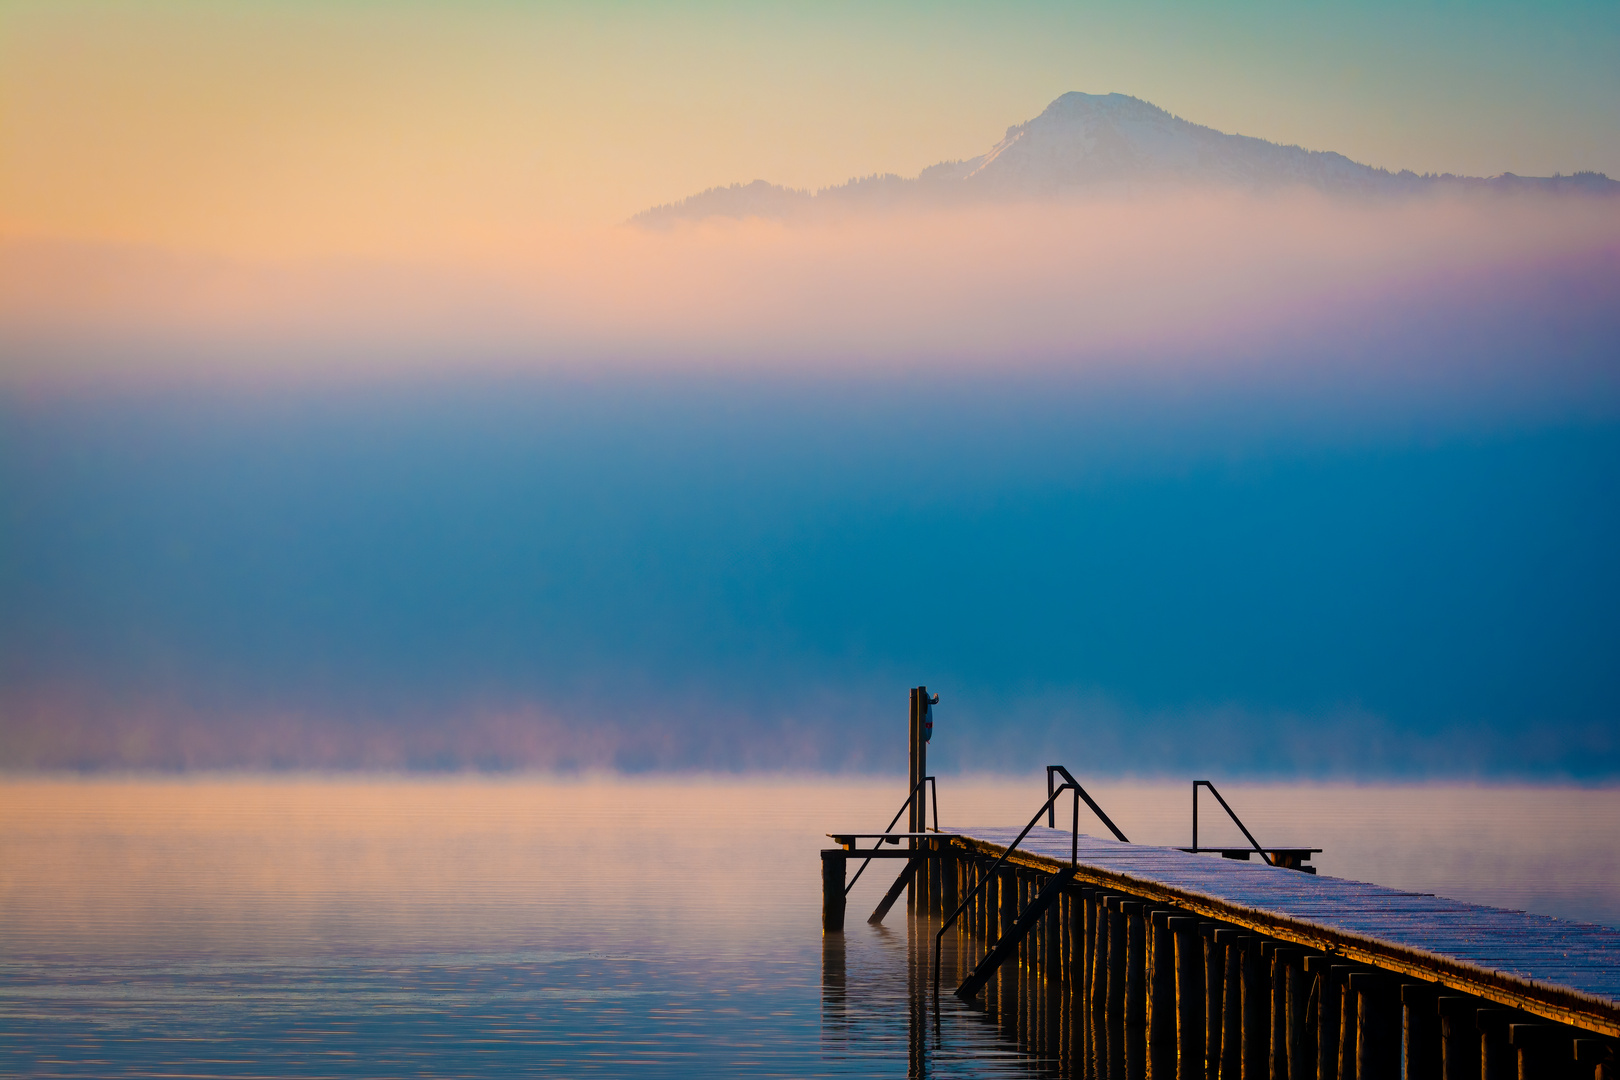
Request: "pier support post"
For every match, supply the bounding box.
[1349,971,1399,1080]
[1148,909,1178,1079]
[1269,945,1299,1080]
[1286,953,1313,1080]
[1477,1009,1519,1080]
[1047,882,1064,1062]
[1333,965,1358,1080]
[1303,956,1336,1080]
[1170,916,1203,1080]
[1401,983,1441,1080]
[1072,889,1090,1073]
[1094,894,1112,1014]
[1576,1040,1616,1080]
[1242,937,1267,1080]
[1151,910,1179,1044]
[1204,924,1226,1080]
[1438,997,1479,1080]
[1126,901,1148,1080]
[1214,929,1246,1080]
[1510,1024,1572,1080]
[998,866,1018,1038]
[1108,897,1130,1078]
[821,849,847,932]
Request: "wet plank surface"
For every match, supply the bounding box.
[956,826,1620,1016]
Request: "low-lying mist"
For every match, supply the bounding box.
[5,189,1618,398]
[2,188,1618,777]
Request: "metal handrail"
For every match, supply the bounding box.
[845,774,939,895]
[1047,765,1129,842]
[1191,780,1274,867]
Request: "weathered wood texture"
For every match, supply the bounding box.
[952,827,1620,1039]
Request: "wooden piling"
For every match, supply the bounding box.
[1269,944,1297,1080]
[1151,911,1178,1045]
[1047,882,1063,1063]
[1127,901,1148,1080]
[1072,889,1089,1073]
[1171,916,1204,1080]
[1149,909,1179,1079]
[1095,894,1114,1015]
[1576,1040,1616,1080]
[1510,1023,1572,1080]
[1334,965,1358,1080]
[1204,925,1227,1080]
[1438,997,1481,1080]
[1349,971,1399,1080]
[999,866,1018,1039]
[1019,874,1031,1050]
[821,848,846,932]
[1478,1009,1520,1080]
[1110,897,1130,1078]
[1304,955,1337,1080]
[1126,902,1148,1030]
[1286,955,1313,1080]
[1242,937,1267,1080]
[1215,929,1245,1080]
[1110,897,1129,1020]
[1401,983,1441,1080]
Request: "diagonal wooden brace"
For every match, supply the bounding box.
[956,866,1076,1000]
[869,854,925,924]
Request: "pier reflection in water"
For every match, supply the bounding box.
[822,913,1063,1078]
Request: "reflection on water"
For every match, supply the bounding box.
[1,777,1616,1077]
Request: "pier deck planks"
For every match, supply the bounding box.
[952,826,1620,1036]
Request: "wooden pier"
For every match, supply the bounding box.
[819,687,1620,1080]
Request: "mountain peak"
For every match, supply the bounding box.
[633,93,1619,225]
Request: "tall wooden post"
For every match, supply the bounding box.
[907,687,928,912]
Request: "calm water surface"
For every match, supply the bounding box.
[2,777,1617,1078]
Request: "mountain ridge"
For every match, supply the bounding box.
[634,92,1619,225]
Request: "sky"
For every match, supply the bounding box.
[3,0,1619,256]
[1,1,1618,777]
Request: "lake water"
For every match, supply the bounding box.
[2,776,1617,1077]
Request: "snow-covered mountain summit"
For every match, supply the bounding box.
[634,92,1617,225]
